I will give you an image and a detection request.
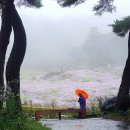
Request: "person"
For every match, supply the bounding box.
[78,93,86,110]
[78,93,86,118]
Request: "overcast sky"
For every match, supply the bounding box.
[5,0,130,71]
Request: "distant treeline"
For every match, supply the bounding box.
[71,28,128,67]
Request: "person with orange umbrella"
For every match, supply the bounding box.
[75,89,88,110]
[75,89,88,118]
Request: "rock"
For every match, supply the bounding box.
[102,97,117,112]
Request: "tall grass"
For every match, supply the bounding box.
[0,96,50,130]
[0,109,50,130]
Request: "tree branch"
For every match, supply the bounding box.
[110,16,130,37]
[93,0,116,15]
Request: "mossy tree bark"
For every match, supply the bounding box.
[116,31,130,110]
[0,1,26,114]
[0,2,12,109]
[5,5,26,114]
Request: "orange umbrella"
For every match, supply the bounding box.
[75,89,89,99]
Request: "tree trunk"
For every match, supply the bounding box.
[116,31,130,110]
[6,4,26,114]
[0,3,12,109]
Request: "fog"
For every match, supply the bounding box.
[5,0,130,71]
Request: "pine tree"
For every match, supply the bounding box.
[111,17,130,110]
[0,0,42,114]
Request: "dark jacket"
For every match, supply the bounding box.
[78,94,86,109]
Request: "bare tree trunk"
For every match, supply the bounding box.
[116,31,130,110]
[0,2,12,109]
[6,4,26,114]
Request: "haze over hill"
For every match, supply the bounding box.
[2,0,128,107]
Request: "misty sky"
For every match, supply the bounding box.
[4,0,130,71]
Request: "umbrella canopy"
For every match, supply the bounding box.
[75,89,89,99]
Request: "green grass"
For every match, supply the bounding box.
[102,109,130,122]
[0,111,50,130]
[23,118,50,130]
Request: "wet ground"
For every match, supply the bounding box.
[40,118,130,130]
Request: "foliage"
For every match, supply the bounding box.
[17,0,116,15]
[0,0,42,8]
[26,0,42,7]
[93,0,116,15]
[102,109,130,122]
[86,97,104,116]
[57,0,116,15]
[110,16,130,37]
[0,94,49,130]
[0,113,50,130]
[57,0,86,7]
